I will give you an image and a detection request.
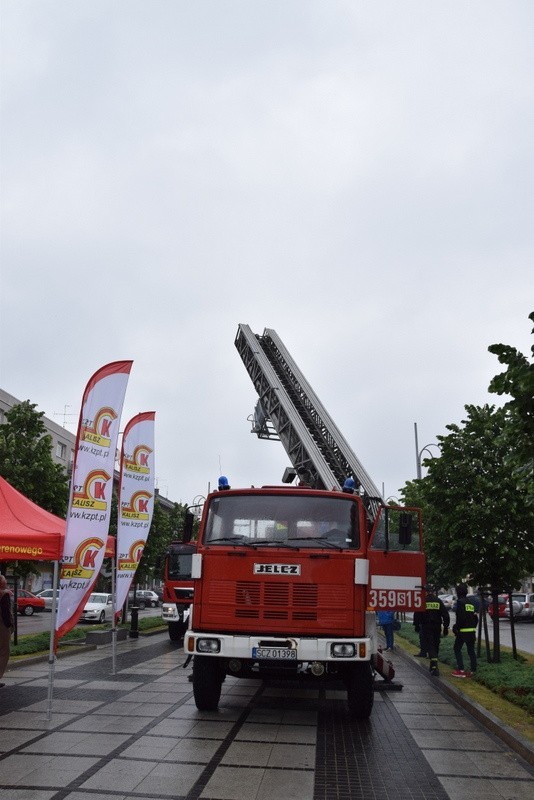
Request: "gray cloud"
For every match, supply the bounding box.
[1,1,532,504]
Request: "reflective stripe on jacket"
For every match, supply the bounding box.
[455,598,478,634]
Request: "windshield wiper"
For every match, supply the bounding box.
[209,536,246,544]
[248,539,291,548]
[286,537,342,549]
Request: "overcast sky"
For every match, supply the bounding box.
[1,2,532,506]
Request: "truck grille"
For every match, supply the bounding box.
[207,580,350,626]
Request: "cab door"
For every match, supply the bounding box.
[367,506,426,612]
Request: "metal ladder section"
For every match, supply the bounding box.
[235,324,383,522]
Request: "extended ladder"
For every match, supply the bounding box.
[235,324,383,522]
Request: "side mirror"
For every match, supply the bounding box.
[183,512,195,543]
[398,513,413,545]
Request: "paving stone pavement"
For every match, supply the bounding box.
[0,633,532,800]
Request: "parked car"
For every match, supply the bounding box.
[80,593,113,624]
[504,592,534,621]
[128,589,160,608]
[36,589,60,610]
[488,594,510,619]
[438,594,456,609]
[16,589,46,616]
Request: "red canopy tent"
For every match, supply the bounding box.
[0,474,115,643]
[0,476,66,561]
[1,476,118,706]
[0,476,115,562]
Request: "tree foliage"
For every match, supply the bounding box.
[488,311,534,507]
[401,404,534,591]
[0,401,69,516]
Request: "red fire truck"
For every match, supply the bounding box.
[184,325,426,717]
[184,478,425,718]
[161,539,196,641]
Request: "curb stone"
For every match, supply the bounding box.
[6,626,166,671]
[7,643,97,669]
[395,643,534,766]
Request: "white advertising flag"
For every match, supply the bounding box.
[115,412,155,614]
[55,361,132,641]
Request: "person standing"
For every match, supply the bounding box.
[413,586,449,676]
[0,574,14,687]
[377,609,395,651]
[451,584,478,678]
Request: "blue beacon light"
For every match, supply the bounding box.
[218,475,230,491]
[342,477,356,494]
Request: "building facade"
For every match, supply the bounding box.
[0,389,76,476]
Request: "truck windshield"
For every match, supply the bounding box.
[167,552,193,579]
[204,494,359,549]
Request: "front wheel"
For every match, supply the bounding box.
[99,611,105,624]
[23,606,35,616]
[345,662,374,719]
[192,656,224,711]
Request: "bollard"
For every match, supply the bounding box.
[129,606,139,639]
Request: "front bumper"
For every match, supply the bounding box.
[184,632,370,662]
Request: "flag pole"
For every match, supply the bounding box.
[111,549,117,675]
[46,560,59,720]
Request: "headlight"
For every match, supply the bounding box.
[162,604,174,614]
[331,642,355,658]
[197,638,221,653]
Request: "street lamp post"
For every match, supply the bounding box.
[191,495,206,519]
[414,422,439,479]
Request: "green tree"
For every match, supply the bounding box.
[401,404,534,661]
[488,311,534,507]
[400,476,455,591]
[0,401,69,516]
[404,405,533,590]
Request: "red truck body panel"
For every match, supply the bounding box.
[194,549,367,636]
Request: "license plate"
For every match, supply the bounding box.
[252,647,297,660]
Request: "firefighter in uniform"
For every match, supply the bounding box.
[451,584,478,678]
[413,586,450,676]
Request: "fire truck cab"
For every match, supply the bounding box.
[185,482,425,719]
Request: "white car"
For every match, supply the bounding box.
[81,593,113,624]
[36,589,60,610]
[504,592,534,621]
[438,594,456,609]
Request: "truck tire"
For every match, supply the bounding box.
[193,656,224,711]
[168,621,185,642]
[345,662,374,719]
